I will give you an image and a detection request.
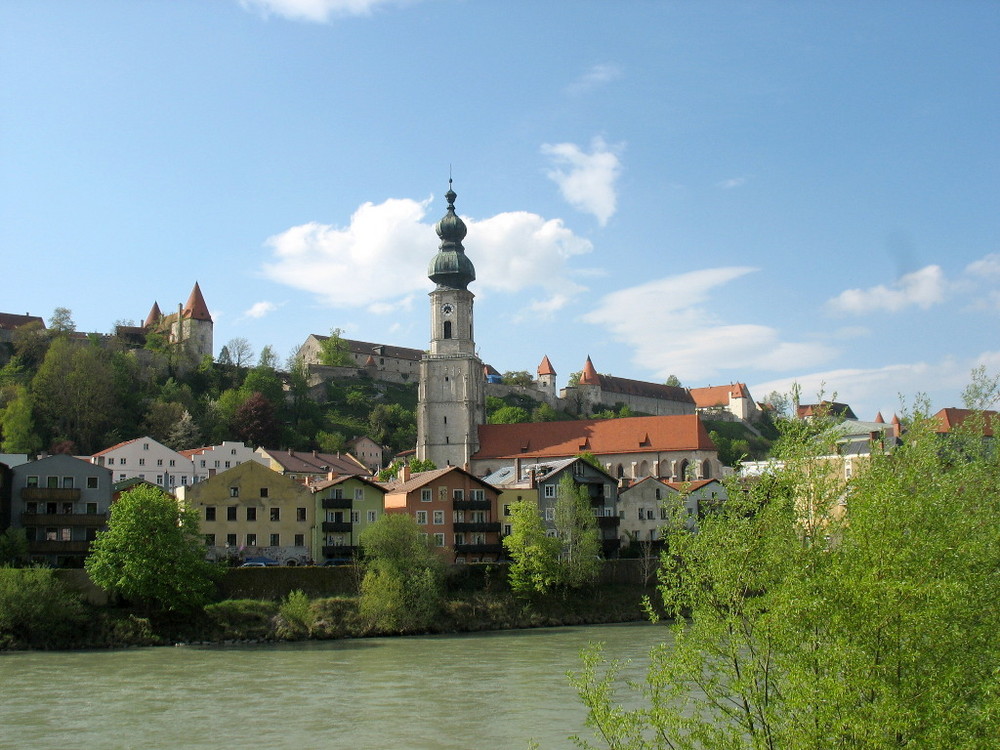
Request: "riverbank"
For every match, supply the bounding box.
[1,563,660,650]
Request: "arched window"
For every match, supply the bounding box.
[638,460,650,477]
[443,321,453,339]
[677,459,689,482]
[701,459,712,479]
[616,464,625,479]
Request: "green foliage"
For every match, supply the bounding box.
[0,567,86,649]
[488,405,531,424]
[377,457,436,481]
[1,385,42,454]
[554,474,602,588]
[318,327,354,367]
[358,514,444,632]
[203,598,279,641]
[503,499,562,595]
[85,485,220,612]
[276,589,317,639]
[571,395,1000,749]
[501,370,535,386]
[0,528,29,566]
[664,374,682,387]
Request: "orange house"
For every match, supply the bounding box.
[381,465,502,563]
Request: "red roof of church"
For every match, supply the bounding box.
[183,282,212,322]
[474,414,714,460]
[537,355,556,376]
[144,302,162,328]
[689,383,750,408]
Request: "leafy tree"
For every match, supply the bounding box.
[141,400,186,443]
[257,344,280,370]
[166,409,202,450]
[0,567,86,649]
[1,386,42,454]
[554,474,602,588]
[502,370,535,386]
[488,405,531,424]
[12,320,50,370]
[664,374,682,387]
[567,370,582,388]
[531,402,562,422]
[377,457,436,482]
[0,527,28,566]
[575,451,602,470]
[230,392,280,448]
[503,498,561,595]
[318,327,354,367]
[85,484,220,612]
[571,396,1000,749]
[241,365,284,406]
[316,429,347,453]
[48,306,76,335]
[358,514,444,632]
[225,337,255,371]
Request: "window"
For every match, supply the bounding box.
[294,534,304,547]
[205,534,215,546]
[269,533,280,546]
[169,460,175,467]
[120,458,126,466]
[453,489,464,501]
[367,510,377,523]
[61,502,74,514]
[654,488,661,501]
[545,507,555,521]
[503,504,511,517]
[503,524,512,536]
[416,510,428,525]
[471,510,486,523]
[26,475,39,488]
[246,533,257,546]
[118,474,126,482]
[296,507,306,522]
[543,484,556,498]
[25,501,37,514]
[434,532,445,547]
[646,509,655,520]
[638,508,645,520]
[351,511,359,523]
[200,460,206,468]
[47,476,59,488]
[62,476,74,488]
[87,476,98,489]
[226,533,237,546]
[225,461,231,469]
[433,510,445,525]
[205,506,216,522]
[157,459,163,466]
[156,475,163,485]
[229,487,239,498]
[270,508,280,522]
[86,502,97,514]
[260,487,269,498]
[453,510,465,523]
[181,476,187,485]
[455,532,465,545]
[421,488,432,502]
[143,442,149,451]
[443,320,452,339]
[139,458,145,467]
[107,458,115,466]
[228,506,237,521]
[231,448,237,455]
[470,489,485,502]
[246,507,257,521]
[61,528,72,541]
[354,488,364,501]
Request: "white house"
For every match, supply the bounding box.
[91,436,196,491]
[182,440,267,483]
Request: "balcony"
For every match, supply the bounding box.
[453,499,491,511]
[321,497,352,510]
[453,521,501,533]
[28,540,90,554]
[454,543,504,556]
[322,521,352,533]
[596,515,620,529]
[21,487,82,502]
[21,513,107,527]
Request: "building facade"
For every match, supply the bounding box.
[10,454,113,567]
[310,474,387,562]
[91,436,196,491]
[183,441,266,482]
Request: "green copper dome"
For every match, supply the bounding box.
[428,182,476,290]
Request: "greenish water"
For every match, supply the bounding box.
[0,623,667,750]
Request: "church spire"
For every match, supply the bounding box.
[428,180,476,290]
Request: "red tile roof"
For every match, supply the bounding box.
[0,312,44,331]
[260,448,369,475]
[934,408,996,436]
[183,282,212,322]
[689,383,750,408]
[537,355,556,376]
[475,414,715,460]
[576,357,694,404]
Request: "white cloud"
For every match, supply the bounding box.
[261,196,594,315]
[243,301,279,319]
[583,268,837,382]
[541,137,623,226]
[827,265,947,314]
[965,253,1000,278]
[238,0,410,22]
[566,63,624,95]
[716,177,747,190]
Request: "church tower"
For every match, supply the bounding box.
[416,182,485,467]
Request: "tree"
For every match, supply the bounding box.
[488,405,531,424]
[85,484,219,612]
[554,474,602,589]
[166,409,201,450]
[0,386,42,454]
[377,457,436,482]
[225,337,255,371]
[503,498,562,595]
[502,370,534,387]
[664,374,682,387]
[358,514,444,632]
[318,327,354,367]
[0,527,28,566]
[257,344,280,370]
[571,396,1000,749]
[230,392,280,448]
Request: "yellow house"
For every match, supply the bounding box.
[178,460,315,565]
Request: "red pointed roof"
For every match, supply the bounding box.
[689,383,751,408]
[183,282,212,322]
[537,355,556,376]
[144,302,162,328]
[474,414,715,460]
[579,356,600,385]
[874,411,885,423]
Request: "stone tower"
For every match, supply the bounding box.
[170,282,214,360]
[416,182,485,468]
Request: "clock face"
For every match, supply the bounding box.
[441,303,454,316]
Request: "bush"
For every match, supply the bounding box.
[203,599,279,641]
[275,589,316,639]
[0,567,86,649]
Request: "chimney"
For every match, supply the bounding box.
[400,463,411,482]
[513,457,521,480]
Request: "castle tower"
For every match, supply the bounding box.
[416,182,485,467]
[170,282,214,360]
[537,355,557,398]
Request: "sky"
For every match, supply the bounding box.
[1,0,998,421]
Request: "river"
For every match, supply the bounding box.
[0,623,668,750]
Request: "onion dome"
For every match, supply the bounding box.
[428,180,476,290]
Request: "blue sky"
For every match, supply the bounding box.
[2,0,997,420]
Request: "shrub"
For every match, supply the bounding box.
[203,599,278,641]
[275,589,316,639]
[0,567,86,649]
